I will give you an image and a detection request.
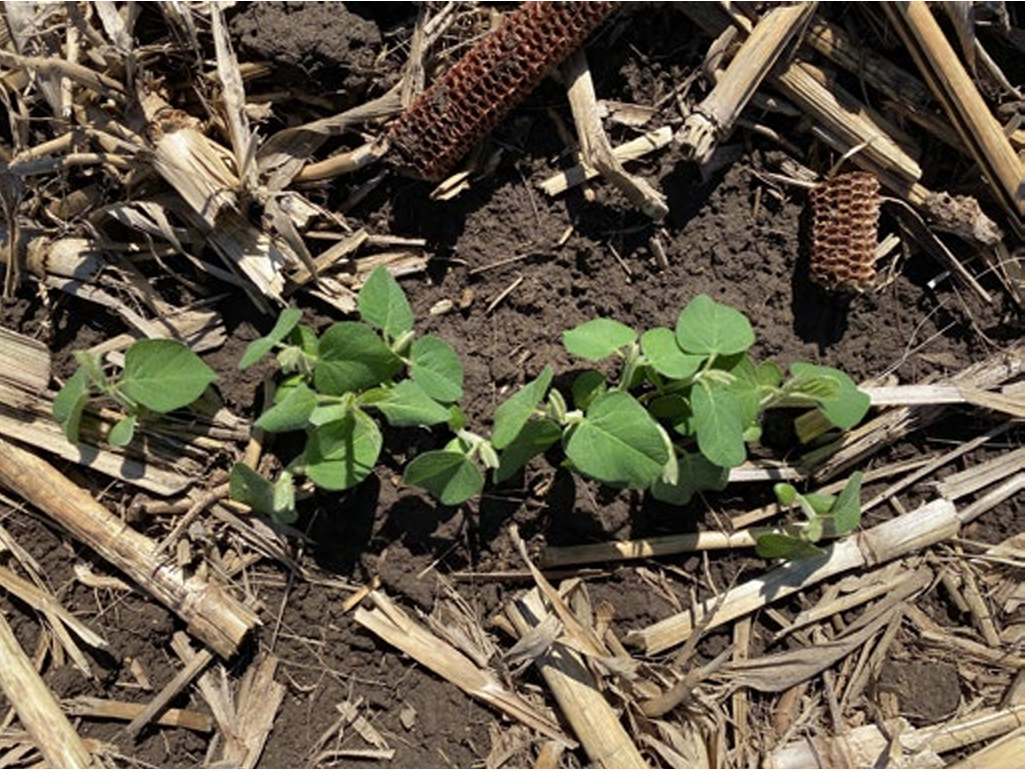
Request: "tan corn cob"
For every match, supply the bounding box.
[808,172,881,291]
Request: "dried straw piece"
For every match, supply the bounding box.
[884,3,1025,237]
[0,611,93,769]
[387,1,617,181]
[807,171,881,291]
[0,437,259,658]
[677,2,815,162]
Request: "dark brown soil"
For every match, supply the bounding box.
[0,4,1021,767]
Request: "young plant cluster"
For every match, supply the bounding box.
[53,269,872,554]
[415,292,871,508]
[757,472,864,559]
[231,267,468,521]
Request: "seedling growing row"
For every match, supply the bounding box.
[52,276,872,555]
[409,293,871,507]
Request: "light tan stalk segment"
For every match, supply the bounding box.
[0,610,94,769]
[678,2,817,161]
[0,437,258,658]
[883,2,1025,236]
[626,499,960,655]
[506,589,651,769]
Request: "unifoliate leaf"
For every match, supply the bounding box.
[564,390,668,488]
[692,381,746,468]
[491,366,553,449]
[314,322,403,395]
[494,419,561,483]
[53,367,90,442]
[303,409,382,491]
[831,471,863,535]
[229,463,297,524]
[799,492,838,518]
[755,533,824,560]
[757,360,783,388]
[650,449,729,505]
[255,381,318,432]
[121,339,217,413]
[641,327,704,379]
[309,403,351,426]
[239,308,303,369]
[563,318,637,361]
[570,370,606,411]
[774,482,800,507]
[73,350,108,391]
[108,415,137,447]
[375,379,451,427]
[404,450,483,506]
[790,363,870,430]
[358,266,414,339]
[410,335,463,402]
[675,294,755,356]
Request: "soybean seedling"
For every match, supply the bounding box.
[232,266,469,521]
[53,339,217,447]
[478,294,871,504]
[755,472,864,559]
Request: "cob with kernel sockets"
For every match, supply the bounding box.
[387,2,618,181]
[807,172,881,292]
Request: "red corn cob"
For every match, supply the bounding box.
[387,1,618,181]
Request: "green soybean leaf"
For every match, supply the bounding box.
[831,471,863,535]
[309,403,350,426]
[410,335,463,402]
[755,533,824,560]
[724,355,761,429]
[121,339,217,413]
[491,366,553,450]
[239,308,303,369]
[376,379,451,427]
[800,492,838,518]
[564,391,668,488]
[256,381,318,432]
[315,322,403,395]
[651,450,729,505]
[790,363,870,430]
[692,381,746,468]
[358,266,413,339]
[774,482,800,507]
[563,318,637,361]
[229,464,297,524]
[757,360,783,388]
[404,450,483,506]
[675,294,755,355]
[571,370,606,411]
[494,419,561,483]
[108,415,137,447]
[304,410,382,491]
[53,367,90,442]
[641,327,704,379]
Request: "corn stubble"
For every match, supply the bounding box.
[387,1,618,181]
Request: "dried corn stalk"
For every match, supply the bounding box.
[387,1,617,181]
[807,171,881,291]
